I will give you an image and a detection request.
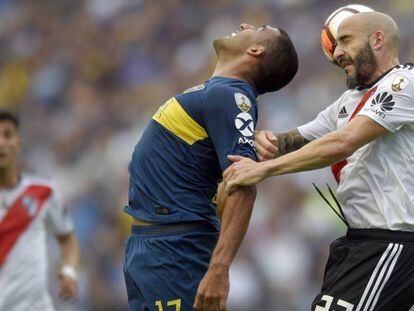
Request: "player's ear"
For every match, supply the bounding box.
[247,44,265,57]
[369,30,385,51]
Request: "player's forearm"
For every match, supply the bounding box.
[277,129,309,155]
[215,182,226,221]
[208,185,256,270]
[56,233,80,268]
[265,129,354,175]
[279,129,309,153]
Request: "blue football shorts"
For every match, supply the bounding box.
[123,222,218,311]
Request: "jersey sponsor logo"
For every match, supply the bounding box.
[338,106,349,119]
[234,93,251,112]
[235,112,254,137]
[364,92,395,119]
[391,75,410,92]
[238,136,255,148]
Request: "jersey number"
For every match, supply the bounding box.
[314,295,354,311]
[155,299,181,311]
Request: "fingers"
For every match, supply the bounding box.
[265,130,277,144]
[58,277,77,300]
[194,293,202,310]
[227,155,244,162]
[254,131,278,160]
[223,165,238,190]
[225,181,236,194]
[256,143,277,162]
[223,163,242,193]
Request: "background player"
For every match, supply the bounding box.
[224,12,414,310]
[0,112,80,311]
[124,23,298,311]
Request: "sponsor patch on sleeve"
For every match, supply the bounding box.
[234,92,251,112]
[391,75,410,92]
[363,91,395,119]
[235,112,254,137]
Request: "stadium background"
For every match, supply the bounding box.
[1,0,413,310]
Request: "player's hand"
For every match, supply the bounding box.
[58,272,78,300]
[194,265,229,311]
[254,130,278,161]
[224,155,269,193]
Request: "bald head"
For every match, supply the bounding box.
[341,12,400,52]
[334,11,401,89]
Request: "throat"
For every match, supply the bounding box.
[0,168,20,189]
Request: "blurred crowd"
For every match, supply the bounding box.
[1,0,413,310]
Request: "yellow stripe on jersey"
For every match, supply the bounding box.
[152,97,208,145]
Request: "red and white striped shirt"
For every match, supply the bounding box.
[298,64,414,230]
[0,174,74,311]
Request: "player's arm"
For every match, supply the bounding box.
[46,186,80,301]
[56,232,80,300]
[255,129,309,161]
[195,85,258,310]
[215,182,226,220]
[224,116,388,190]
[255,98,340,161]
[266,116,387,173]
[194,184,256,311]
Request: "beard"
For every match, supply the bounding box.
[346,42,378,89]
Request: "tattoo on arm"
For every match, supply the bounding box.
[276,129,309,156]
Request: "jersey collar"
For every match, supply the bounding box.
[356,65,398,91]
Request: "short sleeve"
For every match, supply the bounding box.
[297,97,342,140]
[203,86,258,171]
[44,182,74,236]
[358,72,414,132]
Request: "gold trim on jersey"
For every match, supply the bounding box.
[152,97,208,145]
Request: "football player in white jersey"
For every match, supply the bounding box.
[0,112,80,311]
[224,12,414,310]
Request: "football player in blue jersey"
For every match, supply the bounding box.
[124,23,298,311]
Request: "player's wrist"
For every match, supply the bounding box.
[262,160,274,177]
[209,261,230,273]
[60,265,78,281]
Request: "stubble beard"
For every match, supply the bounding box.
[346,43,378,89]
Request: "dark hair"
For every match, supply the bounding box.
[254,28,298,94]
[0,111,19,129]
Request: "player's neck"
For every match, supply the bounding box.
[212,61,255,86]
[0,166,20,188]
[366,57,400,85]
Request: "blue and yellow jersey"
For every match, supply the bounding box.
[125,77,258,230]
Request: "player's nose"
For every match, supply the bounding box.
[240,23,254,31]
[333,46,345,64]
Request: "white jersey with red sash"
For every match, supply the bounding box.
[298,64,414,230]
[0,174,74,311]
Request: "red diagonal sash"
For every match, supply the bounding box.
[0,185,52,266]
[331,86,378,183]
